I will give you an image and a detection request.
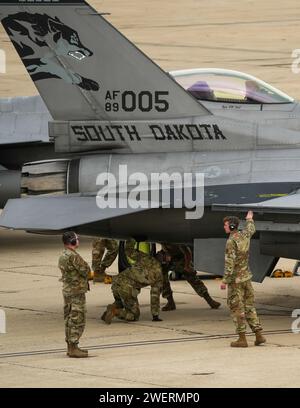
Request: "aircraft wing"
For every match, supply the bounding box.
[0,195,149,231]
[194,194,300,282]
[212,194,300,273]
[212,193,300,215]
[0,178,204,232]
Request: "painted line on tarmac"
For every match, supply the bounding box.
[0,329,292,359]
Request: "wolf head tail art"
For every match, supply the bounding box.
[2,12,99,91]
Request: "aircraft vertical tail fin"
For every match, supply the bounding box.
[0,0,208,121]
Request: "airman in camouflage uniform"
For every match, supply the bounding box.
[102,239,163,323]
[221,211,266,347]
[92,238,118,283]
[58,231,90,358]
[160,243,221,311]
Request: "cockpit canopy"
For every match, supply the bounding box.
[170,68,294,104]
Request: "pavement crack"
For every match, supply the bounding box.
[1,268,58,278]
[267,343,300,349]
[2,361,165,387]
[192,372,214,376]
[0,305,60,315]
[132,321,204,335]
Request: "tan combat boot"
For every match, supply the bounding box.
[230,333,248,348]
[254,330,266,346]
[104,274,112,284]
[68,343,88,358]
[203,293,221,309]
[162,295,176,311]
[67,342,88,355]
[101,310,107,322]
[93,266,105,283]
[104,304,120,324]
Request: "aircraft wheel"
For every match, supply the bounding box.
[168,270,177,281]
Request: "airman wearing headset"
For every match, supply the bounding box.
[58,231,91,358]
[221,211,266,348]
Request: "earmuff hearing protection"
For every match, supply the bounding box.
[69,234,78,245]
[62,231,78,246]
[224,216,239,232]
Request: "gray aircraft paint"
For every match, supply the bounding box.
[50,115,300,154]
[0,96,51,144]
[74,152,300,194]
[1,1,300,281]
[2,11,99,90]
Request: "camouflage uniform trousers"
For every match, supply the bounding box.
[227,280,262,334]
[162,260,208,299]
[63,293,86,345]
[92,238,118,277]
[111,279,140,321]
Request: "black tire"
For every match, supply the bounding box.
[168,270,177,281]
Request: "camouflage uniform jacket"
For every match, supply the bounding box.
[161,243,193,272]
[58,248,90,295]
[121,239,163,307]
[223,220,256,284]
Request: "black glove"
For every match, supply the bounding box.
[152,315,163,322]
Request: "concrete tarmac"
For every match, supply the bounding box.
[0,230,299,388]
